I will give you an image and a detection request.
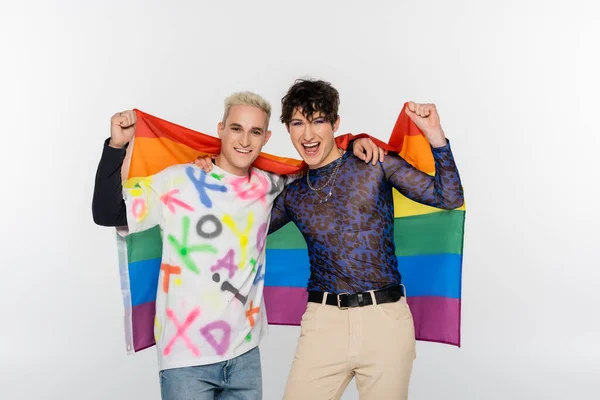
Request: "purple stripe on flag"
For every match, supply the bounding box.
[132,301,156,352]
[408,296,461,346]
[263,287,461,346]
[264,286,307,325]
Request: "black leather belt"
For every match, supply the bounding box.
[307,284,404,309]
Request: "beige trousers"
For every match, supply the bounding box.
[283,295,416,400]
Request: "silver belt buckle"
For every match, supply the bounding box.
[337,292,350,309]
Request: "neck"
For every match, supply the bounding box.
[309,147,344,170]
[214,154,250,177]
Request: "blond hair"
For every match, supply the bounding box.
[222,91,272,127]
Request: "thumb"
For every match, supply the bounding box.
[404,104,418,122]
[353,142,366,160]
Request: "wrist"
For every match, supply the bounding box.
[108,138,127,149]
[425,129,446,148]
[429,138,448,148]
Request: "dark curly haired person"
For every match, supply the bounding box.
[269,78,464,400]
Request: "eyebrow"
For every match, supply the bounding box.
[291,114,325,123]
[229,123,264,133]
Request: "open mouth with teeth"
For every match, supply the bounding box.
[302,142,320,156]
[234,147,252,155]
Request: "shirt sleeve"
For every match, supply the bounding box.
[268,187,292,234]
[381,141,464,210]
[119,167,170,236]
[283,172,303,186]
[91,138,128,227]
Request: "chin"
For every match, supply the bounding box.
[239,156,261,168]
[305,151,327,165]
[295,147,322,166]
[229,152,255,166]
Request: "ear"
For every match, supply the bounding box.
[217,121,224,138]
[332,115,341,133]
[264,130,272,145]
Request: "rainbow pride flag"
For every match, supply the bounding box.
[116,106,465,354]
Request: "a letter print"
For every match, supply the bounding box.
[256,223,267,253]
[186,166,227,208]
[200,321,231,356]
[211,272,248,305]
[160,189,194,214]
[210,249,237,279]
[160,263,182,293]
[168,216,218,274]
[245,300,260,327]
[230,171,269,203]
[164,308,201,357]
[222,213,253,268]
[131,198,147,221]
[253,263,264,285]
[196,215,223,239]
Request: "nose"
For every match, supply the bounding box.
[239,132,251,147]
[302,123,315,141]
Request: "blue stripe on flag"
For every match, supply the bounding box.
[129,258,161,306]
[265,249,461,298]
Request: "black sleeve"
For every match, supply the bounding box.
[91,138,129,227]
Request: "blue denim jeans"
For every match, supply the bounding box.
[159,346,262,400]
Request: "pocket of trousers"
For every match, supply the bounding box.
[301,302,321,322]
[377,298,413,322]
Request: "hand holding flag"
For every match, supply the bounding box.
[404,102,447,148]
[110,110,137,149]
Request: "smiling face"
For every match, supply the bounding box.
[280,79,343,169]
[287,108,341,169]
[216,104,271,176]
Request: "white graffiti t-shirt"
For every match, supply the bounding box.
[119,163,286,371]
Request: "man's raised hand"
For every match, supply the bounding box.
[109,110,137,149]
[405,102,447,148]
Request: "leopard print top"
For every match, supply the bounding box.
[269,143,464,294]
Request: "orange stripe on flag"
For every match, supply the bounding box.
[128,137,204,179]
[399,134,435,174]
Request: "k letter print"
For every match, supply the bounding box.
[186,167,227,208]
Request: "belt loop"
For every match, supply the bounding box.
[322,292,328,305]
[368,290,377,305]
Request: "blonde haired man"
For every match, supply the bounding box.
[92,91,382,399]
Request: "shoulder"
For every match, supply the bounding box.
[342,152,385,177]
[251,167,302,195]
[155,164,190,176]
[379,151,409,172]
[284,172,304,190]
[276,172,304,206]
[145,164,198,190]
[250,167,280,182]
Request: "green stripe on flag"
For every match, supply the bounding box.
[394,210,465,256]
[266,210,465,256]
[266,222,306,249]
[127,226,163,263]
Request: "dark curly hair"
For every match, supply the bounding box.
[280,79,340,127]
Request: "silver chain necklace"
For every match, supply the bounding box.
[306,156,345,204]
